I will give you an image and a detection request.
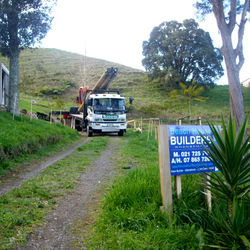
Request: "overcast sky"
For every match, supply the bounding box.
[41,0,250,85]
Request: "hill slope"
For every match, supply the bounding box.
[1,48,249,121]
[0,111,80,174]
[0,48,144,102]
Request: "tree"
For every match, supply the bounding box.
[0,0,56,115]
[195,0,249,130]
[142,19,224,87]
[170,81,206,116]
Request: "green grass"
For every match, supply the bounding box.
[81,130,205,249]
[19,94,74,114]
[0,136,109,249]
[0,111,80,174]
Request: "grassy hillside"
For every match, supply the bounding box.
[0,111,80,174]
[0,48,144,102]
[1,48,249,122]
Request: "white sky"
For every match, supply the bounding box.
[41,0,250,85]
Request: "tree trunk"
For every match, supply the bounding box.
[211,0,248,130]
[221,36,245,130]
[9,48,19,115]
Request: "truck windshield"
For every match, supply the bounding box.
[94,98,125,112]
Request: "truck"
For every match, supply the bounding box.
[69,67,127,137]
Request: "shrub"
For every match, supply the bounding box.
[201,117,250,248]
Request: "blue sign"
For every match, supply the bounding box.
[168,125,219,176]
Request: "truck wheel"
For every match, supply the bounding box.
[118,130,124,136]
[87,124,93,137]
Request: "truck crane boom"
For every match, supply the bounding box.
[78,67,118,112]
[71,67,126,136]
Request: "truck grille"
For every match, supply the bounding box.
[103,118,118,121]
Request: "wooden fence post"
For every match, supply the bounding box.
[30,98,32,121]
[158,125,173,218]
[50,108,52,124]
[147,120,150,141]
[155,124,158,141]
[175,119,182,198]
[141,117,143,133]
[151,120,153,136]
[199,118,212,212]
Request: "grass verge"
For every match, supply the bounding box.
[0,136,109,249]
[79,130,205,249]
[0,111,80,175]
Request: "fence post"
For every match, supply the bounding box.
[158,125,173,218]
[175,119,182,199]
[147,120,150,140]
[199,118,212,212]
[30,97,32,121]
[141,117,143,133]
[150,120,152,136]
[50,108,52,124]
[155,125,158,140]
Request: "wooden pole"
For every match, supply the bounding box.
[175,119,182,198]
[30,98,32,121]
[199,118,212,212]
[50,108,52,124]
[141,117,143,133]
[158,125,173,218]
[199,117,202,126]
[155,125,157,140]
[147,120,150,140]
[206,175,212,212]
[151,120,153,136]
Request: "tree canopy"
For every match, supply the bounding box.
[0,0,56,114]
[0,0,55,55]
[142,19,224,87]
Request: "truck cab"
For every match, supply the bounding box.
[85,92,127,136]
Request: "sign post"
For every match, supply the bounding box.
[175,119,182,198]
[199,118,212,212]
[158,124,219,215]
[158,125,173,217]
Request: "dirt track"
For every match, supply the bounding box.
[15,136,120,249]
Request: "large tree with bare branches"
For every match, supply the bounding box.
[196,0,249,129]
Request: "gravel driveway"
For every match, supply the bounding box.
[16,136,120,249]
